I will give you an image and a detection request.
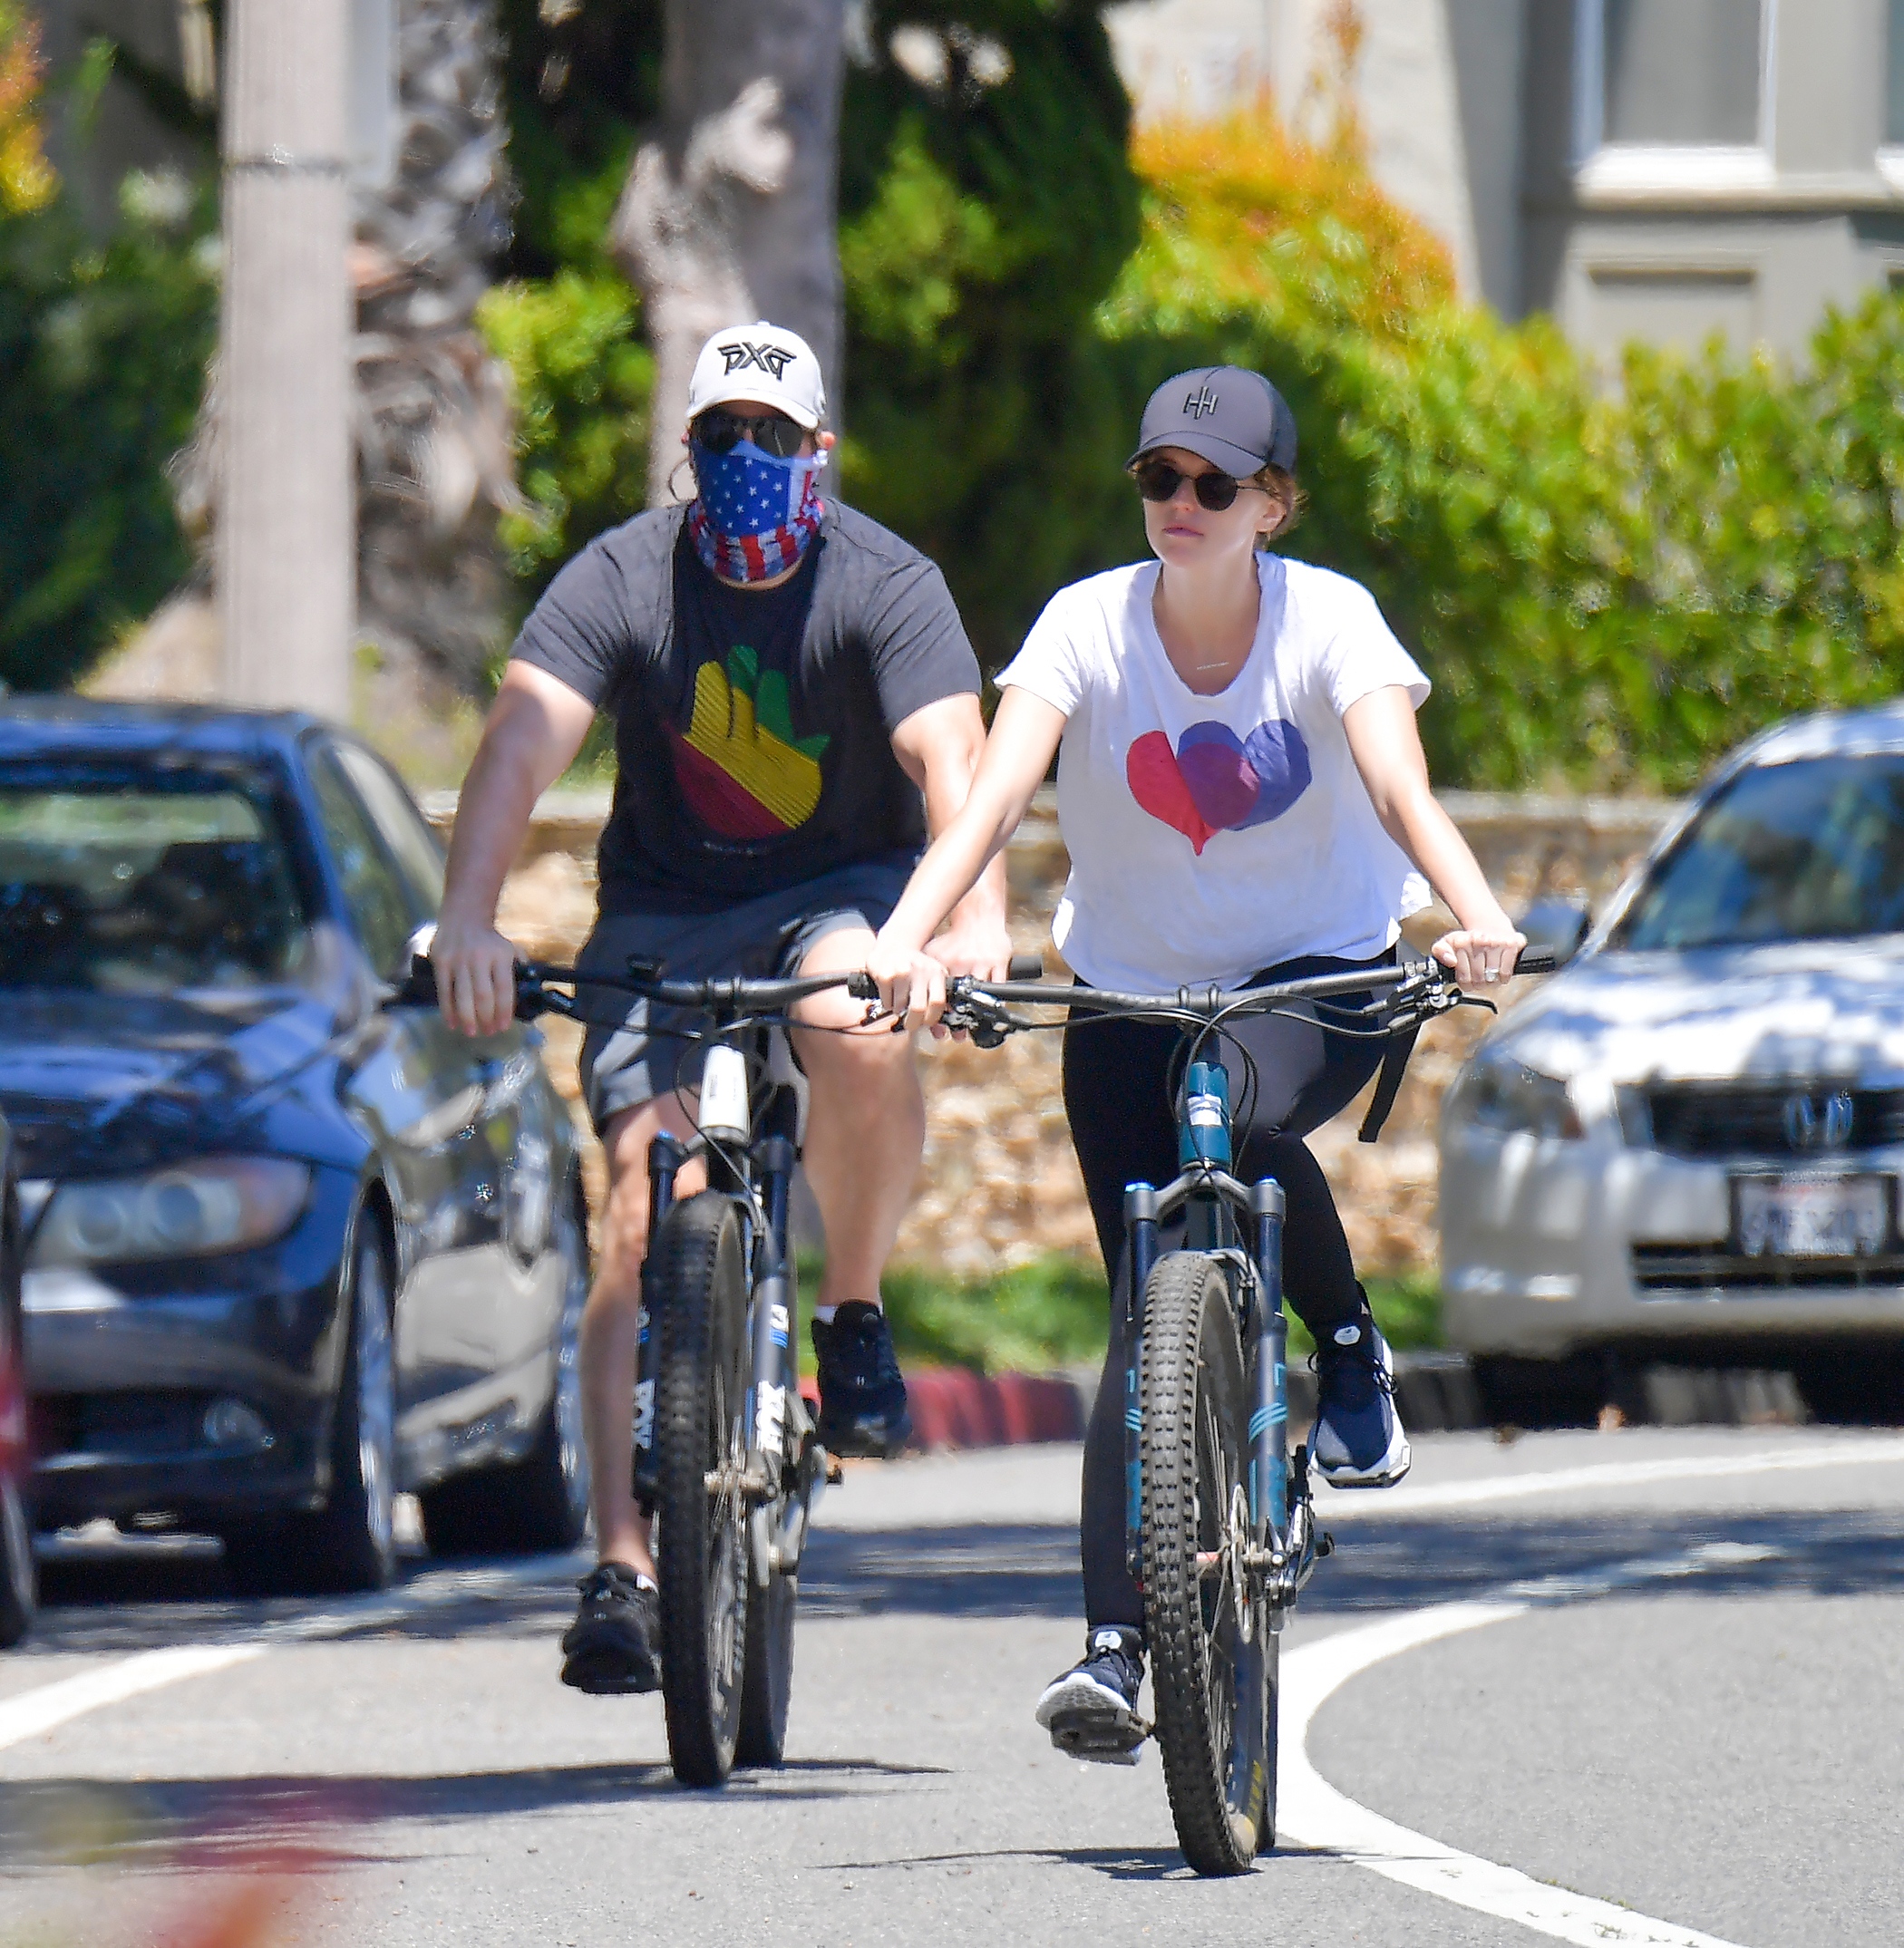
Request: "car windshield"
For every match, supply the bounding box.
[0,770,310,993]
[1614,752,1904,952]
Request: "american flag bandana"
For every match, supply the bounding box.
[686,439,824,584]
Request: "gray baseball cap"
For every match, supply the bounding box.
[1127,366,1297,476]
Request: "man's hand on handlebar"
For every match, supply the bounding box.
[923,915,1015,986]
[431,913,521,1037]
[1431,925,1528,989]
[864,931,952,1033]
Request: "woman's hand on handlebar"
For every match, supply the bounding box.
[1431,925,1528,988]
[431,914,520,1036]
[865,931,951,1033]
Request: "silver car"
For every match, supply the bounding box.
[1440,703,1904,1420]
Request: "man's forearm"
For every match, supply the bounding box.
[441,674,591,928]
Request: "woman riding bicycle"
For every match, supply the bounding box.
[865,366,1525,1758]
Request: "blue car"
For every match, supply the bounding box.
[0,701,588,1594]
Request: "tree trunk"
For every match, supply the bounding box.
[178,0,520,707]
[609,0,847,506]
[218,0,355,716]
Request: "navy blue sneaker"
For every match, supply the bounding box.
[559,1562,661,1694]
[1312,1300,1411,1488]
[811,1302,913,1459]
[1035,1625,1148,1765]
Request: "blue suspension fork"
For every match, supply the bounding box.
[1122,1183,1160,1584]
[632,1129,685,1503]
[1249,1178,1288,1551]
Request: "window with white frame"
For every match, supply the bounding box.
[1888,0,1904,146]
[1576,0,1772,166]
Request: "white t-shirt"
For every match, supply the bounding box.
[996,554,1432,992]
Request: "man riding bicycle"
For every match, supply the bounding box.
[430,320,1009,1695]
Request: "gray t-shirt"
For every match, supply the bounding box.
[512,501,980,914]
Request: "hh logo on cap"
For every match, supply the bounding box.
[719,339,794,381]
[1183,384,1219,419]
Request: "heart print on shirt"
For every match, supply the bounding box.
[1126,717,1312,855]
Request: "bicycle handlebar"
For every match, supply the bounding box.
[393,950,1054,1023]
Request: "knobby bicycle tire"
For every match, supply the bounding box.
[1141,1251,1274,1875]
[651,1191,752,1787]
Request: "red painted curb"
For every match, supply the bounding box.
[798,1368,1088,1451]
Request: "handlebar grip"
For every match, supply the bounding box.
[397,953,439,1005]
[846,972,879,1001]
[1006,954,1045,982]
[1514,949,1559,976]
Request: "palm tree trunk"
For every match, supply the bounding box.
[609,0,846,505]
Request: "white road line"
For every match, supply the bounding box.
[1322,1435,1904,1517]
[0,1548,588,1758]
[0,1643,266,1752]
[1278,1541,1786,1946]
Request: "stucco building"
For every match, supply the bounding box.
[1107,0,1904,359]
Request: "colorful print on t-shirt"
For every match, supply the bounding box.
[666,644,831,839]
[1126,717,1311,856]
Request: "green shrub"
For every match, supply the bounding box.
[0,88,217,693]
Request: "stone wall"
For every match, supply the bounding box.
[423,788,1679,1278]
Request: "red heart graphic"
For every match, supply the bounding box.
[1127,732,1218,855]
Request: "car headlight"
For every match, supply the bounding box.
[1445,1050,1583,1140]
[29,1158,312,1267]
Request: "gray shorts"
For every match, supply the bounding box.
[576,857,915,1131]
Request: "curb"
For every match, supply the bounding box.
[831,1352,1495,1456]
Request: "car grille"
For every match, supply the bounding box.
[1631,1245,1904,1294]
[1635,1082,1904,1158]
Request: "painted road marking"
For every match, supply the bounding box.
[0,1549,588,1757]
[1320,1435,1904,1518]
[0,1644,266,1753]
[1278,1540,1787,1946]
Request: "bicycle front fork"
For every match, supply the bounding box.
[1118,1178,1291,1585]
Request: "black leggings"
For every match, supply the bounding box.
[1064,949,1393,1633]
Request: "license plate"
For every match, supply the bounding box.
[1734,1176,1892,1258]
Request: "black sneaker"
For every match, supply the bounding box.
[1035,1625,1149,1765]
[559,1562,661,1694]
[811,1301,913,1459]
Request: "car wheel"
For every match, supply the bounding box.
[225,1216,398,1597]
[0,1176,37,1649]
[420,1194,591,1558]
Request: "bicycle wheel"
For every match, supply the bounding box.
[650,1191,751,1788]
[734,1551,796,1765]
[1141,1251,1274,1875]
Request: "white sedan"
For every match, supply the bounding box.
[1439,703,1904,1421]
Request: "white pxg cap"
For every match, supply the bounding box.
[685,320,827,430]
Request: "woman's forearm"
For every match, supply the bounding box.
[1381,785,1514,934]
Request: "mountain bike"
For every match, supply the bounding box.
[407,950,1033,1787]
[937,949,1553,1875]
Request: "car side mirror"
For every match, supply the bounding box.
[1517,896,1591,969]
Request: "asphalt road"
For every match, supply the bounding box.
[3,1426,1901,1947]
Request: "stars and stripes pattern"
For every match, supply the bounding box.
[685,440,824,584]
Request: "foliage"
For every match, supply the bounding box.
[0,0,54,216]
[870,1254,1112,1376]
[799,1253,1441,1374]
[833,3,1144,657]
[1098,106,1904,792]
[0,39,218,692]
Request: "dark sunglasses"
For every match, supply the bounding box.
[692,407,807,460]
[1132,458,1263,512]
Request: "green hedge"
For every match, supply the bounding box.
[0,34,218,693]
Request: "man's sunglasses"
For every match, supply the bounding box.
[692,407,807,460]
[1132,458,1263,512]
